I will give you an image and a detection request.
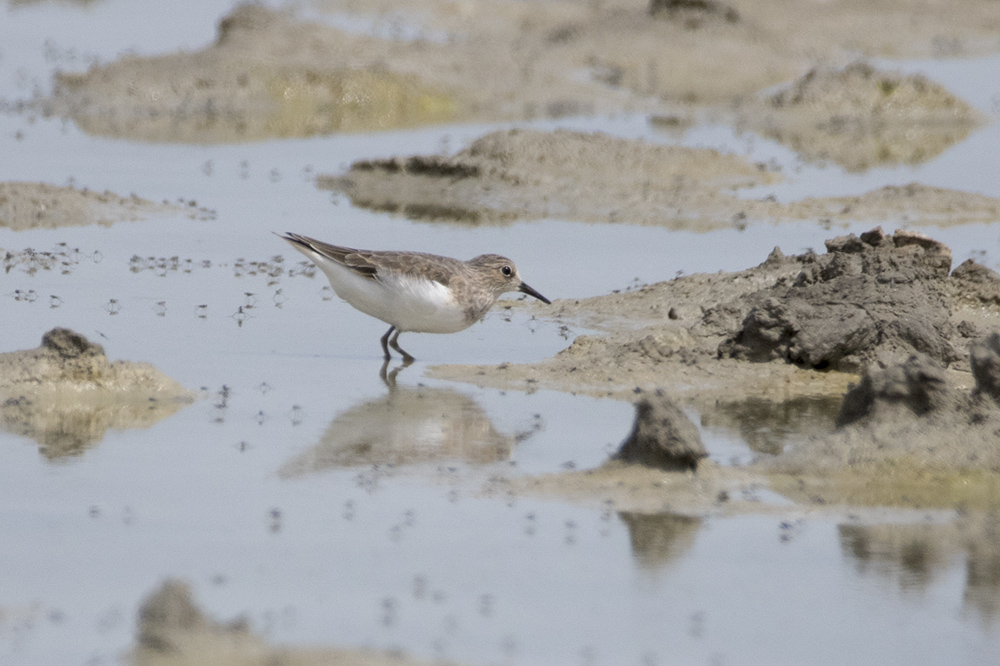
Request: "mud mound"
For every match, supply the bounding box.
[323,128,1000,229]
[0,328,193,458]
[322,127,777,227]
[740,63,983,171]
[613,389,707,471]
[721,228,959,372]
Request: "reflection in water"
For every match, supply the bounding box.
[697,395,842,455]
[279,386,517,475]
[839,523,946,590]
[619,511,702,569]
[57,67,456,144]
[839,517,1000,622]
[752,121,977,173]
[1,394,188,460]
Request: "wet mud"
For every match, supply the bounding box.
[0,328,194,458]
[322,129,1000,229]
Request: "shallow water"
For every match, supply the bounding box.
[1,1,1000,664]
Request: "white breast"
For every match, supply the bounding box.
[317,261,471,334]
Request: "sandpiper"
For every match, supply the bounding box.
[277,232,551,361]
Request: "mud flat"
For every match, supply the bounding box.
[0,182,190,230]
[322,129,1000,229]
[0,328,194,459]
[33,1,1000,142]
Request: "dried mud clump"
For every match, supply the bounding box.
[613,390,707,471]
[0,328,193,458]
[721,228,959,372]
[740,62,983,171]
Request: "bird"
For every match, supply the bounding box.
[276,232,550,362]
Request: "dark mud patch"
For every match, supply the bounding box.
[322,129,1000,229]
[0,328,193,459]
[737,62,985,172]
[0,182,190,230]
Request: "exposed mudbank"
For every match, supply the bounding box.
[0,182,193,230]
[737,62,984,172]
[0,328,194,458]
[612,389,707,471]
[432,229,1000,508]
[431,227,995,400]
[322,129,1000,229]
[132,580,449,666]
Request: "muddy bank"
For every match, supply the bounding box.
[431,230,1000,509]
[737,62,984,172]
[0,182,193,230]
[322,129,1000,229]
[0,329,193,458]
[133,580,453,666]
[431,227,997,399]
[32,1,1000,142]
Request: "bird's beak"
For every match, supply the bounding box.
[519,282,551,304]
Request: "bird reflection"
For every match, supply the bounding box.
[379,357,414,388]
[279,385,516,475]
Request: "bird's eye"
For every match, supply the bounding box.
[501,265,513,277]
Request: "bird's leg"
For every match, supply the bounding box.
[388,328,416,364]
[380,326,395,361]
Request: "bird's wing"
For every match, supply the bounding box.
[278,233,378,279]
[278,233,458,285]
